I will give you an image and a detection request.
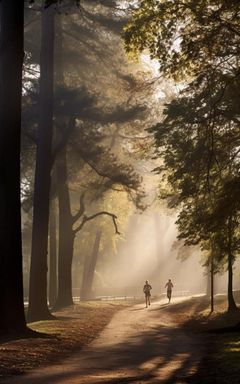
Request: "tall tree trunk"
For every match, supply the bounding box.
[227,253,237,311]
[55,13,64,85]
[54,147,75,308]
[49,198,57,307]
[227,216,237,312]
[53,14,76,309]
[206,265,211,298]
[28,4,55,322]
[81,230,102,300]
[210,255,214,313]
[0,0,27,335]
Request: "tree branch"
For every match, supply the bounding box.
[71,142,115,179]
[73,211,120,235]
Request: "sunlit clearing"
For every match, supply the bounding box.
[95,212,206,298]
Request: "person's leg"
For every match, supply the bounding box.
[148,294,151,306]
[145,294,148,307]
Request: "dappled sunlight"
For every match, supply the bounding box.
[140,356,165,370]
[1,0,239,383]
[2,297,213,384]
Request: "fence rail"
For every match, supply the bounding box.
[24,291,191,306]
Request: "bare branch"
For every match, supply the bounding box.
[24,66,40,74]
[73,211,120,235]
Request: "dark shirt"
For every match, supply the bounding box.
[143,283,152,294]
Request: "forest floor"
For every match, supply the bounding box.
[0,301,131,379]
[1,295,240,383]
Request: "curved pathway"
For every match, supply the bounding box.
[3,297,205,384]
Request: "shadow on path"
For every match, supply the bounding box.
[2,298,208,384]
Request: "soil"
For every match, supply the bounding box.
[0,301,129,380]
[0,297,208,384]
[1,296,240,384]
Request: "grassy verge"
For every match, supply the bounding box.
[0,300,132,380]
[152,294,240,383]
[180,295,240,384]
[1,296,240,383]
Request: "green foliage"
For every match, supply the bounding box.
[124,0,240,80]
[149,80,240,259]
[125,0,240,270]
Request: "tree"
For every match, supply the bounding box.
[81,229,102,300]
[22,0,159,315]
[0,0,81,333]
[0,0,27,335]
[48,198,57,307]
[124,0,240,81]
[124,0,240,311]
[160,101,238,309]
[28,3,55,322]
[49,3,149,308]
[54,132,137,308]
[148,89,240,310]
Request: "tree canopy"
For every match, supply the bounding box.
[124,0,240,310]
[124,0,240,80]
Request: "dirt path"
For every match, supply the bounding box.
[3,297,206,384]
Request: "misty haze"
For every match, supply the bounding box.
[0,1,239,384]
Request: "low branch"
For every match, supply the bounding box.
[71,142,115,179]
[73,211,120,235]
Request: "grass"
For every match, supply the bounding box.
[0,300,131,379]
[178,294,240,384]
[150,294,240,383]
[1,296,240,383]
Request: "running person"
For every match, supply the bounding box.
[165,279,173,303]
[143,280,152,308]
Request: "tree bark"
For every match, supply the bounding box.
[28,4,55,322]
[227,216,238,312]
[81,230,102,300]
[49,198,57,308]
[210,255,214,313]
[54,147,75,308]
[55,13,64,85]
[0,0,27,335]
[53,14,76,309]
[227,252,237,311]
[206,264,211,298]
